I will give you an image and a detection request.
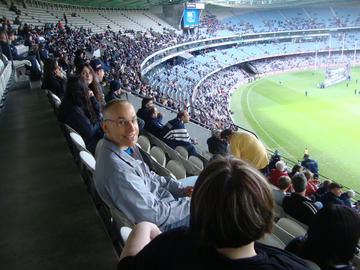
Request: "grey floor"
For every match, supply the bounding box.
[0,81,118,269]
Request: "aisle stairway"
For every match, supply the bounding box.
[0,81,118,270]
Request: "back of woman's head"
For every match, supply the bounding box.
[304,204,360,266]
[63,76,87,105]
[291,164,302,174]
[62,76,97,124]
[43,58,58,80]
[190,156,274,248]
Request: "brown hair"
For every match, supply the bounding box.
[190,156,274,248]
[76,63,102,109]
[278,175,291,190]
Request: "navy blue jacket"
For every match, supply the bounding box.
[301,158,319,178]
[145,115,163,138]
[59,96,104,154]
[42,74,66,99]
[160,118,191,149]
[320,192,345,207]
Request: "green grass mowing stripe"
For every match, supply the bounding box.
[231,67,360,191]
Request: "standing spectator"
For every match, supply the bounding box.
[319,182,345,207]
[221,129,268,171]
[118,156,311,270]
[161,109,199,157]
[283,172,321,226]
[301,154,319,179]
[206,130,229,156]
[268,161,288,186]
[63,13,68,25]
[285,204,360,270]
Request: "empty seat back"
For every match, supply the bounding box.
[150,146,166,167]
[175,145,188,159]
[166,160,186,180]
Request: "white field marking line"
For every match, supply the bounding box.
[245,83,297,161]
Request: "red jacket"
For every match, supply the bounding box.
[268,169,288,187]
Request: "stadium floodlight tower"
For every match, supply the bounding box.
[180,2,205,36]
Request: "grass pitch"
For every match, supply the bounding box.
[230,66,360,191]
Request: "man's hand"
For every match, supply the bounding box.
[183,186,194,197]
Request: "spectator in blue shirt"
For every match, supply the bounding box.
[144,105,163,138]
[319,182,345,207]
[301,154,318,179]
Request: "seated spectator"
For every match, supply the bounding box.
[285,204,360,270]
[73,49,86,72]
[76,63,103,111]
[0,29,41,79]
[58,76,103,154]
[268,160,288,186]
[38,43,49,62]
[340,190,355,208]
[221,128,268,171]
[41,58,65,99]
[161,109,199,157]
[144,105,163,138]
[272,175,291,206]
[288,164,302,179]
[315,179,331,197]
[354,201,360,212]
[95,100,197,232]
[105,79,122,103]
[283,172,321,226]
[301,154,319,179]
[319,182,345,207]
[118,156,311,270]
[90,59,109,105]
[303,170,319,198]
[137,96,154,122]
[206,130,229,156]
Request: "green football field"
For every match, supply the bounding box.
[230,66,360,191]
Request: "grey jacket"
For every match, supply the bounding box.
[94,138,190,229]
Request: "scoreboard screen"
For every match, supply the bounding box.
[183,9,199,28]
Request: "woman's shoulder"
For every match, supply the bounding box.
[255,242,311,270]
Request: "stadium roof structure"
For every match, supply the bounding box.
[38,0,187,9]
[204,0,358,8]
[39,0,360,9]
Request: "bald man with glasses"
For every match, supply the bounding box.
[95,99,196,232]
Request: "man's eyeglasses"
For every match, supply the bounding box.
[104,118,137,127]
